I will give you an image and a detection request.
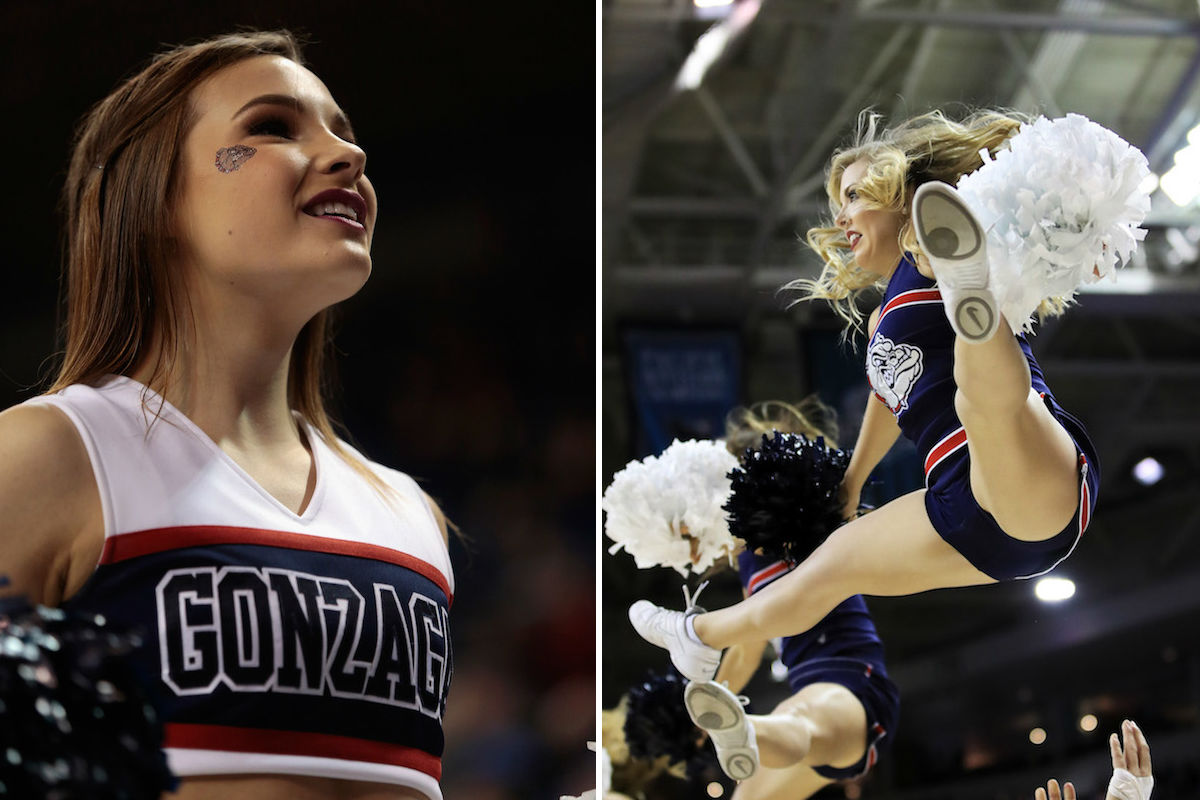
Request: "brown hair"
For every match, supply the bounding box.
[787,108,1068,333]
[52,30,389,492]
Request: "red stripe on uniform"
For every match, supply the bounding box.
[877,288,944,329]
[748,561,790,594]
[164,723,442,779]
[924,427,968,478]
[99,525,452,604]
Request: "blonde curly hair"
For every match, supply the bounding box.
[788,107,1068,333]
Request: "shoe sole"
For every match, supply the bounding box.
[628,602,719,683]
[913,182,998,343]
[685,682,757,781]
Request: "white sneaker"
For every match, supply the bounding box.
[685,680,758,781]
[912,181,1000,343]
[628,584,721,683]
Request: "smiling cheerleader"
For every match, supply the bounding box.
[630,108,1148,696]
[0,31,452,800]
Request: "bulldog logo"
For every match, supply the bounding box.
[867,334,924,414]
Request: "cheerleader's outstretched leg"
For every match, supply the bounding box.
[686,680,879,799]
[633,491,991,653]
[915,181,1082,542]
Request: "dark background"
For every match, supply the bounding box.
[1,2,595,798]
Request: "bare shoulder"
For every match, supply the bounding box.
[420,491,451,547]
[0,403,102,604]
[0,403,95,491]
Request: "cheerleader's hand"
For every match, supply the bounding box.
[1107,720,1152,800]
[1035,779,1075,800]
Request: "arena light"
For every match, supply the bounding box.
[676,0,761,89]
[1132,456,1164,486]
[693,0,736,20]
[706,782,725,797]
[1035,576,1076,602]
[1030,727,1047,745]
[1080,713,1099,732]
[1161,144,1200,206]
[1161,164,1200,205]
[1138,172,1159,196]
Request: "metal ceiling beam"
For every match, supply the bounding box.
[740,0,856,268]
[603,76,679,268]
[1009,0,1097,113]
[855,9,1200,36]
[889,0,946,120]
[694,86,770,196]
[1000,30,1064,117]
[1141,43,1200,170]
[628,196,763,216]
[747,17,914,269]
[604,5,1200,36]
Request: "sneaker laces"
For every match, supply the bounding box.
[681,580,709,614]
[717,680,751,707]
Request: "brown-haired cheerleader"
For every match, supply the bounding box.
[0,30,452,800]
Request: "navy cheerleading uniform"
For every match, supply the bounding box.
[866,254,1100,580]
[27,375,454,800]
[738,550,899,780]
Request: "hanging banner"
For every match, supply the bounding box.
[625,329,741,456]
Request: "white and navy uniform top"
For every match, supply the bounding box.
[27,375,454,800]
[866,254,1060,487]
[737,549,899,779]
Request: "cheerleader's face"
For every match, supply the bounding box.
[835,159,904,278]
[172,55,377,314]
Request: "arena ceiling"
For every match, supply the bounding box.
[602,1,1200,796]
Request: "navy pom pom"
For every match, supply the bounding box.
[725,432,852,563]
[623,670,697,766]
[0,596,175,798]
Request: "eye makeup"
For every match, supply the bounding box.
[215,145,257,173]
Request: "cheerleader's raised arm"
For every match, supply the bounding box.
[839,305,902,520]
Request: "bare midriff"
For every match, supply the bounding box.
[163,774,432,800]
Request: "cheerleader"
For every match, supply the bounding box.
[676,399,898,797]
[0,30,453,800]
[630,108,1148,685]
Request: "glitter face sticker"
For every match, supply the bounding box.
[215,144,256,173]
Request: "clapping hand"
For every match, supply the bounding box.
[1035,719,1151,800]
[1107,719,1152,800]
[1035,778,1074,800]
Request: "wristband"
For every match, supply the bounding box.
[1108,767,1153,800]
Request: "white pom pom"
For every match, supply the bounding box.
[954,113,1151,333]
[602,439,740,576]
